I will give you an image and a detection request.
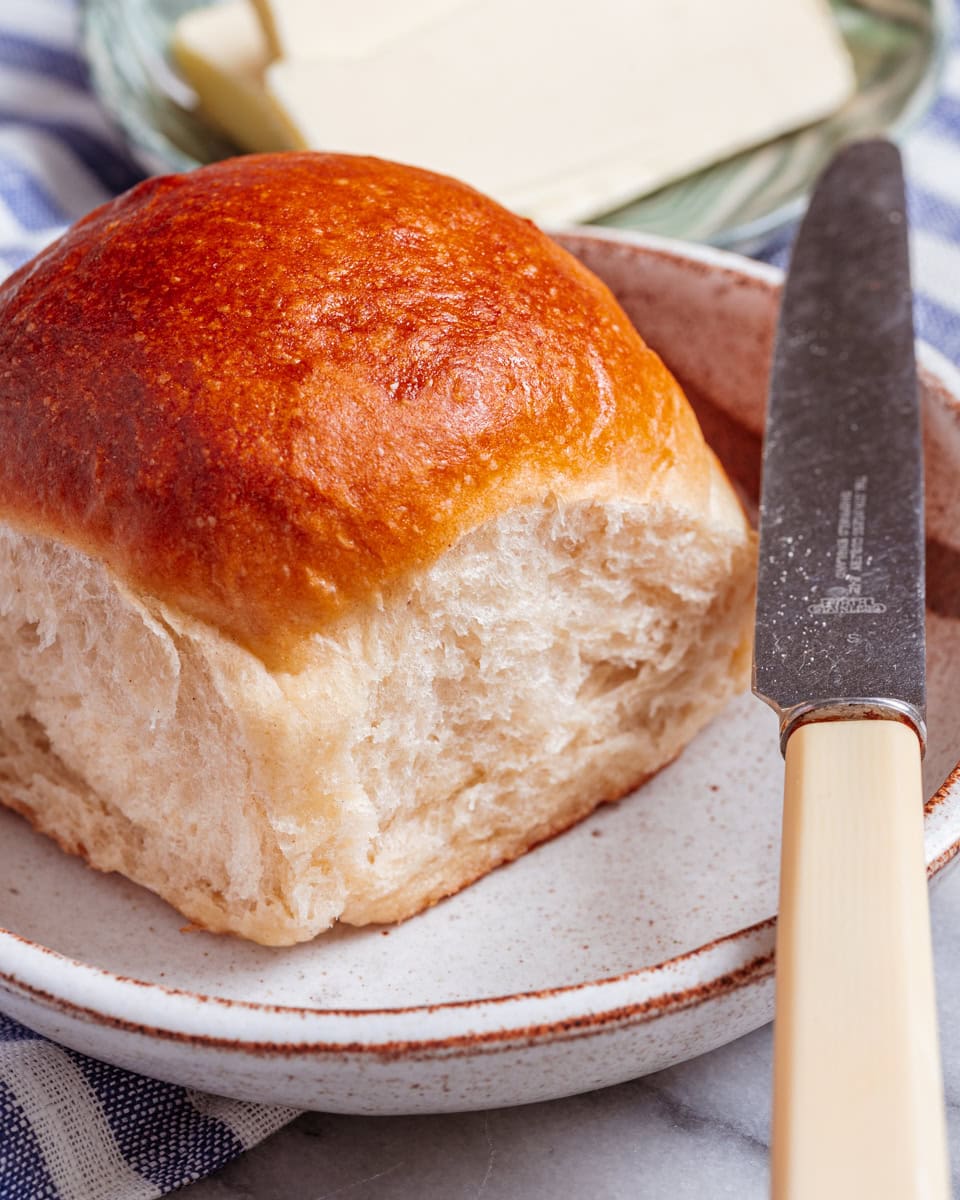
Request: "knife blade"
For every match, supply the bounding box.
[753,140,949,1200]
[753,139,924,745]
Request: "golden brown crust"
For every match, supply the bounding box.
[0,152,707,667]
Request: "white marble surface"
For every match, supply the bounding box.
[181,859,960,1199]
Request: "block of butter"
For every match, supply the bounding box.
[173,0,856,225]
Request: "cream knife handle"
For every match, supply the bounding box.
[771,719,950,1199]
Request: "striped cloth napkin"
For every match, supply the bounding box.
[1,1,959,1198]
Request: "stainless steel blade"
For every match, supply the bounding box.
[753,140,925,747]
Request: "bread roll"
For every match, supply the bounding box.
[0,153,753,945]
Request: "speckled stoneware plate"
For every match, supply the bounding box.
[2,232,960,1114]
[82,0,948,250]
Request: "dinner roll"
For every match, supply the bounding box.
[0,153,754,945]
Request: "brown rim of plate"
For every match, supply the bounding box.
[2,650,957,1059]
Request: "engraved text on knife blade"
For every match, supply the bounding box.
[808,475,886,616]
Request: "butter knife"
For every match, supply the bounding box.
[753,140,950,1198]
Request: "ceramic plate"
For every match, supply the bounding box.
[82,0,948,251]
[2,231,960,1114]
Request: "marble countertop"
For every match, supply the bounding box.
[181,859,960,1199]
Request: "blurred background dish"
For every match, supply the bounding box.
[83,0,947,250]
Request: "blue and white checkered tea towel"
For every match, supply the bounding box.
[0,1014,296,1200]
[2,0,960,1197]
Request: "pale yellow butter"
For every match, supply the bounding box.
[174,0,856,226]
[251,0,470,59]
[264,0,855,223]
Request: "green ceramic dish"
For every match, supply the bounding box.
[83,0,949,250]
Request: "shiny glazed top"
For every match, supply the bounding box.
[0,152,708,667]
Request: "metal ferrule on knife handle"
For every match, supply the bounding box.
[753,141,949,1200]
[775,696,926,757]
